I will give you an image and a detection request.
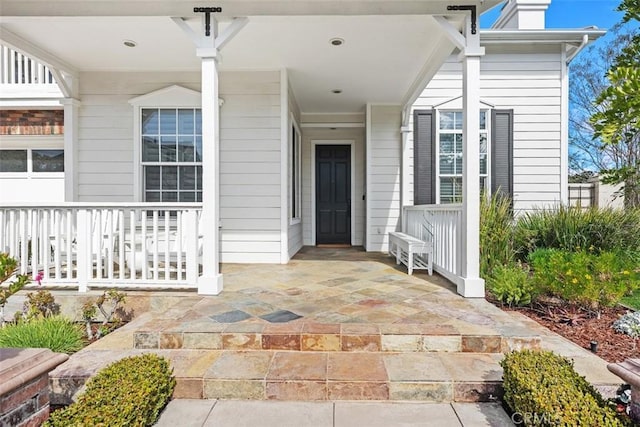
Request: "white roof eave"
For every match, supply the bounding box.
[480,28,607,44]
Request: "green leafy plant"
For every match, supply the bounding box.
[486,263,537,307]
[529,249,640,316]
[501,350,624,426]
[44,354,175,427]
[480,192,515,278]
[0,252,31,326]
[80,289,127,340]
[514,206,640,260]
[22,290,59,321]
[0,315,83,354]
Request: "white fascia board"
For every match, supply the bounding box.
[0,99,65,108]
[0,0,502,17]
[480,29,606,44]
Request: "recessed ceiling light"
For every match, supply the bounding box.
[331,89,342,94]
[123,40,137,48]
[330,127,337,130]
[329,38,344,46]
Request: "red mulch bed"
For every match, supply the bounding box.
[497,300,637,363]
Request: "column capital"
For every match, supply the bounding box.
[196,47,220,59]
[457,47,485,61]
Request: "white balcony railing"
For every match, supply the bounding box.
[403,204,463,284]
[1,45,55,85]
[0,203,202,291]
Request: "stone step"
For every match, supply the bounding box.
[132,322,541,354]
[49,349,505,405]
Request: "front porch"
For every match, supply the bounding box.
[0,204,465,291]
[1,0,494,298]
[46,247,620,404]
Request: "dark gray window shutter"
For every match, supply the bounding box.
[413,109,436,205]
[491,109,514,199]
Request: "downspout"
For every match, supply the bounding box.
[566,34,589,64]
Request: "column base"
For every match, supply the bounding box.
[197,273,224,295]
[457,277,485,298]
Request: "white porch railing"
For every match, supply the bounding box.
[1,45,55,85]
[403,204,463,284]
[0,203,202,290]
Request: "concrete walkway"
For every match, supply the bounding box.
[154,400,514,427]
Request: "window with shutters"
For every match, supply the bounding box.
[436,110,489,204]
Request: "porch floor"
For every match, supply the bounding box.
[49,247,620,405]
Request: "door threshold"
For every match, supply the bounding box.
[316,244,352,248]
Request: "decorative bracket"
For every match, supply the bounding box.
[446,5,477,34]
[194,7,223,37]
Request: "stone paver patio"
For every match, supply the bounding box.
[49,247,622,405]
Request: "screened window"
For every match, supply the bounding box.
[437,111,489,203]
[141,108,202,202]
[0,149,64,173]
[0,150,27,172]
[33,150,64,172]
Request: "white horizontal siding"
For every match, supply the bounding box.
[288,222,303,258]
[219,71,282,262]
[408,49,563,210]
[367,105,401,252]
[77,70,284,263]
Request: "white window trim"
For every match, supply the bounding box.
[0,135,65,178]
[289,114,302,225]
[129,85,202,202]
[435,109,491,204]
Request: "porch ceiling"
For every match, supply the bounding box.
[0,0,501,113]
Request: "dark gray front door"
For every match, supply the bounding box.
[316,145,351,245]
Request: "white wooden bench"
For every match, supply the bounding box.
[388,231,433,276]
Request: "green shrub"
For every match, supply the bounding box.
[514,206,640,260]
[0,316,83,354]
[486,263,537,307]
[501,350,623,426]
[480,192,515,277]
[529,249,640,312]
[22,290,59,320]
[45,354,175,427]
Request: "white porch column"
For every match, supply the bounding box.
[61,98,80,201]
[197,48,223,295]
[459,15,485,297]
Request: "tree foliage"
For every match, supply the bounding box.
[589,0,640,208]
[569,24,634,173]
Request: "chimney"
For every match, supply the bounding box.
[491,0,552,30]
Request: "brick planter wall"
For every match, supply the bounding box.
[0,110,64,135]
[608,359,640,421]
[0,348,69,427]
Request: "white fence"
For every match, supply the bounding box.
[403,204,463,284]
[0,203,202,290]
[1,45,55,85]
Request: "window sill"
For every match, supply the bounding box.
[290,218,301,226]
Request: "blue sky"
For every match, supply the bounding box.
[480,0,624,30]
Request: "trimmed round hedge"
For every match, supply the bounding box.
[45,353,175,427]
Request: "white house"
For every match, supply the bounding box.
[0,0,603,297]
